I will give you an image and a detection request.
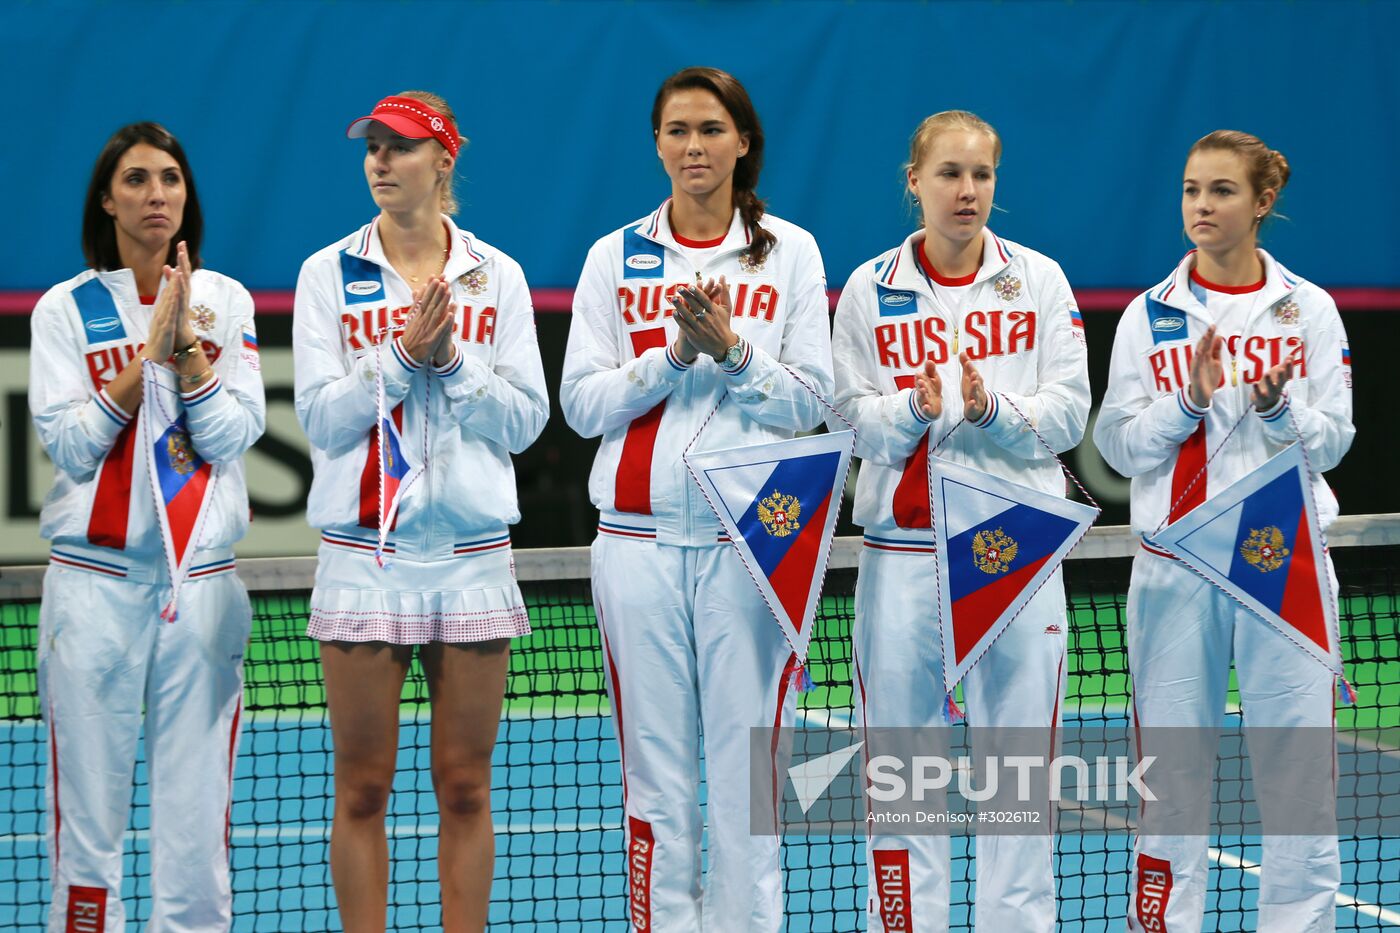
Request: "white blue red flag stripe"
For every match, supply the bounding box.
[371,339,425,565]
[376,409,420,536]
[931,456,1098,691]
[1147,443,1341,673]
[141,363,219,620]
[686,431,855,672]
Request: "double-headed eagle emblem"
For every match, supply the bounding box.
[191,304,217,332]
[1239,526,1290,573]
[972,527,1018,574]
[166,430,196,476]
[460,270,489,296]
[993,274,1023,303]
[757,490,801,537]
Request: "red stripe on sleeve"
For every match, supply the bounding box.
[1168,420,1208,524]
[86,421,138,549]
[614,329,669,515]
[890,374,932,529]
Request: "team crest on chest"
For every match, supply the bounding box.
[459,270,488,296]
[1273,299,1301,327]
[167,429,196,475]
[993,274,1023,303]
[757,490,801,537]
[737,249,765,274]
[191,304,216,332]
[972,527,1018,574]
[1239,526,1289,572]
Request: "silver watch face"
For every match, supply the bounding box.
[724,341,744,367]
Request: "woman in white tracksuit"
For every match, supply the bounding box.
[293,91,547,932]
[30,122,265,932]
[560,66,833,932]
[1094,131,1354,932]
[830,110,1090,932]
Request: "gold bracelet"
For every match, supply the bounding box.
[171,340,202,361]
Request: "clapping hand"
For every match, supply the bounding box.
[671,275,737,363]
[401,276,457,364]
[960,351,989,421]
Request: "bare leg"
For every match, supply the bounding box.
[420,639,510,933]
[320,641,413,933]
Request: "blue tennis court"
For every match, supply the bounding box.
[2,529,1397,929]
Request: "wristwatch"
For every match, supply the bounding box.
[719,337,746,369]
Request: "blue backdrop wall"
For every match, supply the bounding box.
[4,0,1397,292]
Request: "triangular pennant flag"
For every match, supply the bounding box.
[686,431,855,676]
[377,405,422,534]
[140,362,219,621]
[372,337,425,567]
[930,456,1098,691]
[1147,443,1340,675]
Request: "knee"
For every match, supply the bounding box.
[432,764,491,820]
[335,770,394,821]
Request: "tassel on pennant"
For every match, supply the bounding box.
[942,692,965,724]
[789,660,816,694]
[1337,675,1357,706]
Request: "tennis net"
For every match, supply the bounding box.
[1,516,1397,930]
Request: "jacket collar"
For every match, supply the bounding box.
[1149,248,1300,323]
[93,267,169,309]
[348,214,493,279]
[635,198,763,257]
[878,227,1015,294]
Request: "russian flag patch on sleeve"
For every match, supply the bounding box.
[241,330,260,371]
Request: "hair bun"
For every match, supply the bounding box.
[1270,149,1292,190]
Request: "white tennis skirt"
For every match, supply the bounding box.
[307,541,531,645]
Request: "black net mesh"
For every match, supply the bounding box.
[1,541,1396,930]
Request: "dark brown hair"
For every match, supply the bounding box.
[651,67,775,265]
[82,122,203,271]
[1188,130,1291,224]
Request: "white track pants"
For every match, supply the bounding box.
[591,535,798,933]
[38,565,251,933]
[1126,550,1339,933]
[853,545,1067,932]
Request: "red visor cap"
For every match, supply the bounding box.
[346,96,460,158]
